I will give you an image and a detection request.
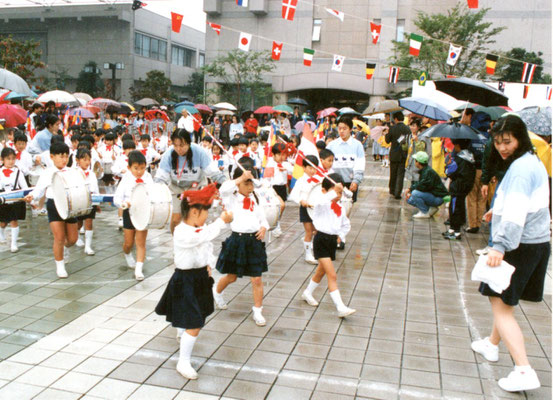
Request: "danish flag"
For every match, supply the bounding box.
[282,0,298,21]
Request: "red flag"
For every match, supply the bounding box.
[171,12,183,33]
[467,0,478,8]
[271,42,283,61]
[523,85,530,99]
[207,22,221,35]
[282,0,298,21]
[370,22,381,44]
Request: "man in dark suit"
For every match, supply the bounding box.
[385,111,410,199]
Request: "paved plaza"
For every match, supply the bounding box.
[0,160,549,400]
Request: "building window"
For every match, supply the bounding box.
[199,53,205,68]
[135,32,167,61]
[396,19,405,42]
[172,45,196,68]
[312,19,322,42]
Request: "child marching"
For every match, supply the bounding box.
[74,148,99,255]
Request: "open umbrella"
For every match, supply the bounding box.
[517,106,551,136]
[194,104,212,114]
[294,120,316,132]
[339,107,360,115]
[176,100,195,107]
[37,90,79,105]
[120,102,135,112]
[422,122,481,140]
[87,98,120,110]
[216,109,235,116]
[434,77,509,107]
[0,104,27,128]
[317,107,338,118]
[81,105,101,115]
[0,68,33,97]
[175,105,199,115]
[68,107,95,119]
[213,102,237,111]
[145,110,170,122]
[254,106,274,114]
[473,106,507,121]
[273,104,294,114]
[529,131,552,176]
[287,97,308,106]
[73,92,93,103]
[135,98,159,107]
[362,100,401,115]
[399,97,452,121]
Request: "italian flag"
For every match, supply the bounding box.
[303,48,315,66]
[409,34,423,57]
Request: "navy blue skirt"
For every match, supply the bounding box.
[155,267,214,329]
[0,202,26,223]
[216,232,268,277]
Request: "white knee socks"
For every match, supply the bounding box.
[11,227,19,247]
[84,230,93,249]
[305,279,319,295]
[135,262,144,281]
[179,331,197,365]
[0,227,5,242]
[329,289,346,310]
[55,260,68,278]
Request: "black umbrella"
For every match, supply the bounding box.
[422,122,482,140]
[434,77,509,107]
[287,97,308,106]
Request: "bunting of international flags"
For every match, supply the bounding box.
[365,63,376,80]
[485,54,498,75]
[409,34,423,57]
[389,67,400,83]
[521,62,537,84]
[303,48,315,66]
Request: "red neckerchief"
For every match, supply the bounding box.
[106,145,112,151]
[213,155,221,160]
[243,152,250,158]
[307,176,319,183]
[232,150,238,156]
[2,168,13,177]
[331,201,342,217]
[136,178,144,183]
[195,228,202,233]
[85,171,90,177]
[140,149,147,156]
[277,163,284,170]
[16,152,22,160]
[243,197,254,211]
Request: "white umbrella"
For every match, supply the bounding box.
[216,109,235,116]
[0,68,33,97]
[73,92,93,103]
[367,113,385,120]
[76,98,87,106]
[213,102,237,111]
[37,90,78,105]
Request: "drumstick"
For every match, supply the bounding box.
[275,137,353,198]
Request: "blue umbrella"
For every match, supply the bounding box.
[175,105,199,114]
[175,100,195,107]
[422,122,481,140]
[399,97,452,121]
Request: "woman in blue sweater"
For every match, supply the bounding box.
[471,115,550,393]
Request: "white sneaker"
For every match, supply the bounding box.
[471,337,499,362]
[176,361,198,380]
[84,247,95,256]
[476,246,491,256]
[272,226,282,238]
[337,307,356,318]
[413,211,430,219]
[125,253,135,269]
[118,218,123,229]
[252,307,266,326]
[213,287,228,310]
[76,238,85,248]
[428,206,439,216]
[39,208,47,216]
[135,270,144,281]
[301,290,319,306]
[79,226,85,234]
[10,245,18,253]
[56,265,68,279]
[305,251,318,265]
[498,368,540,392]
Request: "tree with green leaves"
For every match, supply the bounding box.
[389,5,505,81]
[76,61,104,97]
[185,71,205,103]
[0,35,45,82]
[130,70,172,103]
[202,49,275,111]
[496,48,552,84]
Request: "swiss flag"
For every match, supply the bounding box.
[171,12,183,33]
[282,0,298,21]
[272,41,283,61]
[207,22,221,35]
[370,22,381,44]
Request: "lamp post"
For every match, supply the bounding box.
[103,62,125,99]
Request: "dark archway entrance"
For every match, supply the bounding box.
[287,89,369,114]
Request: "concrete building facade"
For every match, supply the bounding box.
[204,0,551,110]
[0,4,205,101]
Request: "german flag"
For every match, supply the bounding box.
[366,63,376,80]
[485,54,498,75]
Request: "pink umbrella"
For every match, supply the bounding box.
[294,120,316,132]
[194,104,212,114]
[0,104,27,127]
[317,107,338,118]
[254,106,275,114]
[68,107,95,119]
[87,98,120,110]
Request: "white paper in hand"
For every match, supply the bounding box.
[471,254,516,294]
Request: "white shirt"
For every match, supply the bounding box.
[30,166,68,200]
[0,166,28,193]
[15,150,33,176]
[98,144,121,166]
[78,167,100,195]
[38,150,54,169]
[289,173,322,204]
[311,190,351,241]
[113,171,153,208]
[136,144,160,165]
[263,158,292,186]
[219,180,269,233]
[111,153,129,177]
[177,115,195,130]
[174,218,227,270]
[152,135,168,154]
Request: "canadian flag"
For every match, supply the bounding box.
[207,22,221,35]
[171,12,183,33]
[370,22,381,44]
[282,0,298,21]
[238,32,252,51]
[325,8,344,22]
[272,41,283,61]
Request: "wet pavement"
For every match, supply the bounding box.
[0,159,549,400]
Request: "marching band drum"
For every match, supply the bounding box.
[51,169,92,219]
[129,182,173,231]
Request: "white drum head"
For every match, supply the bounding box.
[256,187,281,231]
[52,173,69,219]
[130,184,150,231]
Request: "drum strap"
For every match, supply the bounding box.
[13,169,21,191]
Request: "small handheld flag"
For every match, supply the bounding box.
[521,62,536,84]
[523,85,530,99]
[389,67,399,83]
[332,55,345,72]
[547,86,552,100]
[370,22,381,44]
[418,71,428,86]
[238,32,252,51]
[325,8,344,22]
[171,12,183,33]
[207,22,221,35]
[366,63,376,80]
[409,34,423,57]
[272,42,283,61]
[446,44,462,66]
[303,48,315,66]
[282,0,298,21]
[485,54,498,75]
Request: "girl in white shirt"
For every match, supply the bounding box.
[74,149,99,256]
[14,133,33,179]
[213,166,270,327]
[300,173,355,318]
[0,148,28,253]
[155,184,233,380]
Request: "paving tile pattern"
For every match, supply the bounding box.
[0,160,549,399]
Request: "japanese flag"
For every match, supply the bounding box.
[238,32,252,52]
[332,55,345,72]
[325,8,344,22]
